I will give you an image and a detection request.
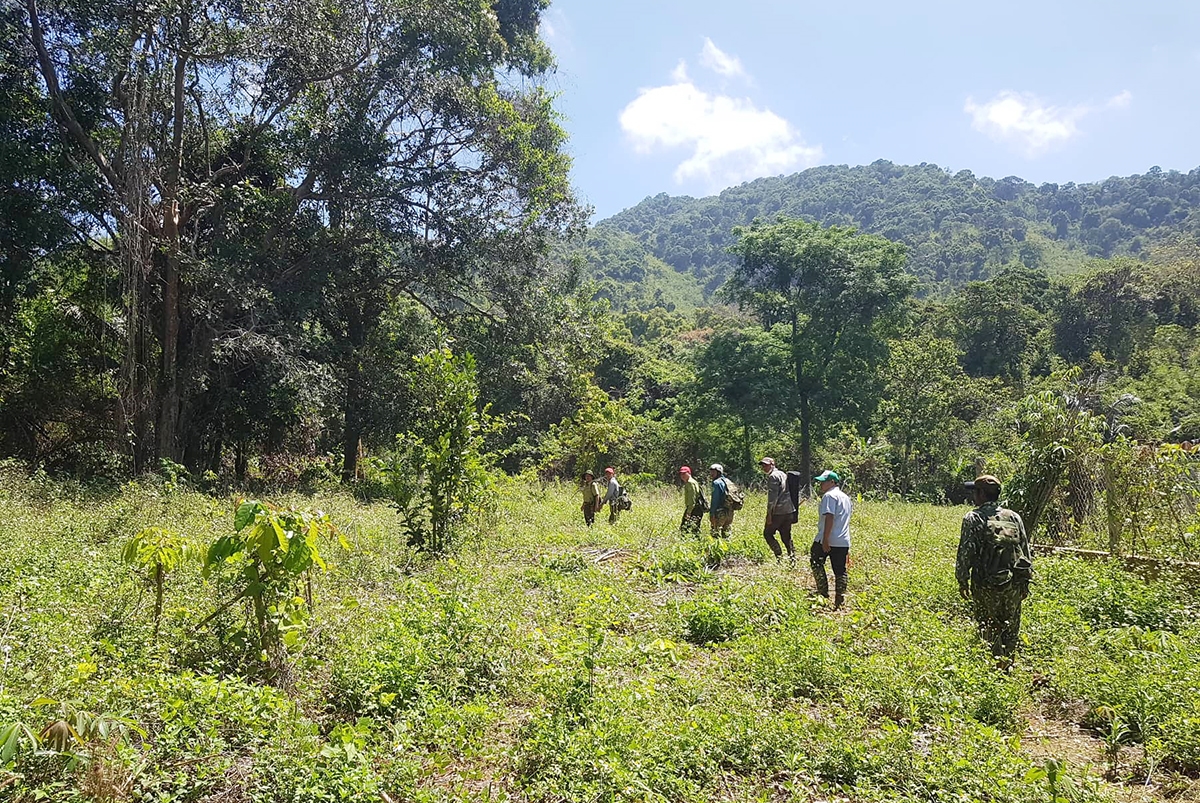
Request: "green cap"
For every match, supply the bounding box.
[813,470,840,483]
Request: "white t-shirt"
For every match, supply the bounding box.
[816,486,852,548]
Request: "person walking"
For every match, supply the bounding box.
[811,470,851,608]
[708,464,735,538]
[759,457,797,563]
[603,467,621,524]
[679,466,705,535]
[580,470,603,527]
[956,474,1032,665]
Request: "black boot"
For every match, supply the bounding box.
[834,575,847,609]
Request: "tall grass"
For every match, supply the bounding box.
[0,474,1195,801]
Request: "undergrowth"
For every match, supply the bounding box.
[0,474,1196,801]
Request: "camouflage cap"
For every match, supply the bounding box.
[964,474,1001,491]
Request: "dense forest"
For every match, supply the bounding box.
[2,0,1199,510]
[584,162,1200,305]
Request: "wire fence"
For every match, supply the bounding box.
[1029,442,1200,562]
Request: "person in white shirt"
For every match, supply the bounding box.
[811,469,851,608]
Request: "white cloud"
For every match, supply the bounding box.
[619,43,821,188]
[1107,89,1133,109]
[699,38,746,79]
[964,89,1134,157]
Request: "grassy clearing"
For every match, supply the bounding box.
[1,473,1198,802]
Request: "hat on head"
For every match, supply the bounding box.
[583,470,594,478]
[679,466,692,475]
[709,463,724,473]
[759,457,775,467]
[813,469,840,483]
[604,467,615,476]
[964,474,1001,492]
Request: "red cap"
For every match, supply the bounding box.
[604,467,615,475]
[679,466,691,475]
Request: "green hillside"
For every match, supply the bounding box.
[590,161,1200,302]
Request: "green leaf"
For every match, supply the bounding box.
[0,723,36,764]
[234,501,259,531]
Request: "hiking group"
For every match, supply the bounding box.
[580,463,1033,664]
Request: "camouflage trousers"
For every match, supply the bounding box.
[710,510,734,538]
[971,582,1025,658]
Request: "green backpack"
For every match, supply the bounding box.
[980,513,1028,588]
[724,480,745,512]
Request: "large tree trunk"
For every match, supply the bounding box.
[123,243,153,474]
[340,306,367,483]
[155,31,189,463]
[741,418,753,479]
[799,392,812,491]
[178,319,213,471]
[156,251,182,462]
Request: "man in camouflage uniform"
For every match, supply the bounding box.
[956,475,1033,664]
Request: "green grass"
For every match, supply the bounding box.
[1,472,1197,801]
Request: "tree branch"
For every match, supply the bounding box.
[25,0,121,194]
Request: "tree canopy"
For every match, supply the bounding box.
[586,161,1200,303]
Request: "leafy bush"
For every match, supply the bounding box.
[379,346,497,553]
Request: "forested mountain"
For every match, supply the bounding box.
[587,161,1200,303]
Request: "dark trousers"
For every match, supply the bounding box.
[763,515,795,558]
[608,502,619,524]
[810,541,849,600]
[681,511,703,535]
[582,503,596,527]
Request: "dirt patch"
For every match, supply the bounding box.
[1021,705,1194,802]
[408,707,534,803]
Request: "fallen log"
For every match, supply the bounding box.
[1032,543,1200,582]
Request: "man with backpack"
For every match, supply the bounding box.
[679,466,706,535]
[708,464,742,538]
[603,467,623,524]
[956,474,1033,664]
[759,457,797,563]
[811,470,852,608]
[580,470,604,527]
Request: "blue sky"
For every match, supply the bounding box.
[538,1,1200,219]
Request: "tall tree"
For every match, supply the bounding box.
[724,218,914,481]
[694,326,793,474]
[18,0,577,474]
[947,267,1053,383]
[1053,260,1155,367]
[878,335,967,494]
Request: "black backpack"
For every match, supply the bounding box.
[786,471,804,523]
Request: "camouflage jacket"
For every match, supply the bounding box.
[956,502,1032,591]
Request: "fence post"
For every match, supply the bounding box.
[1104,455,1122,556]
